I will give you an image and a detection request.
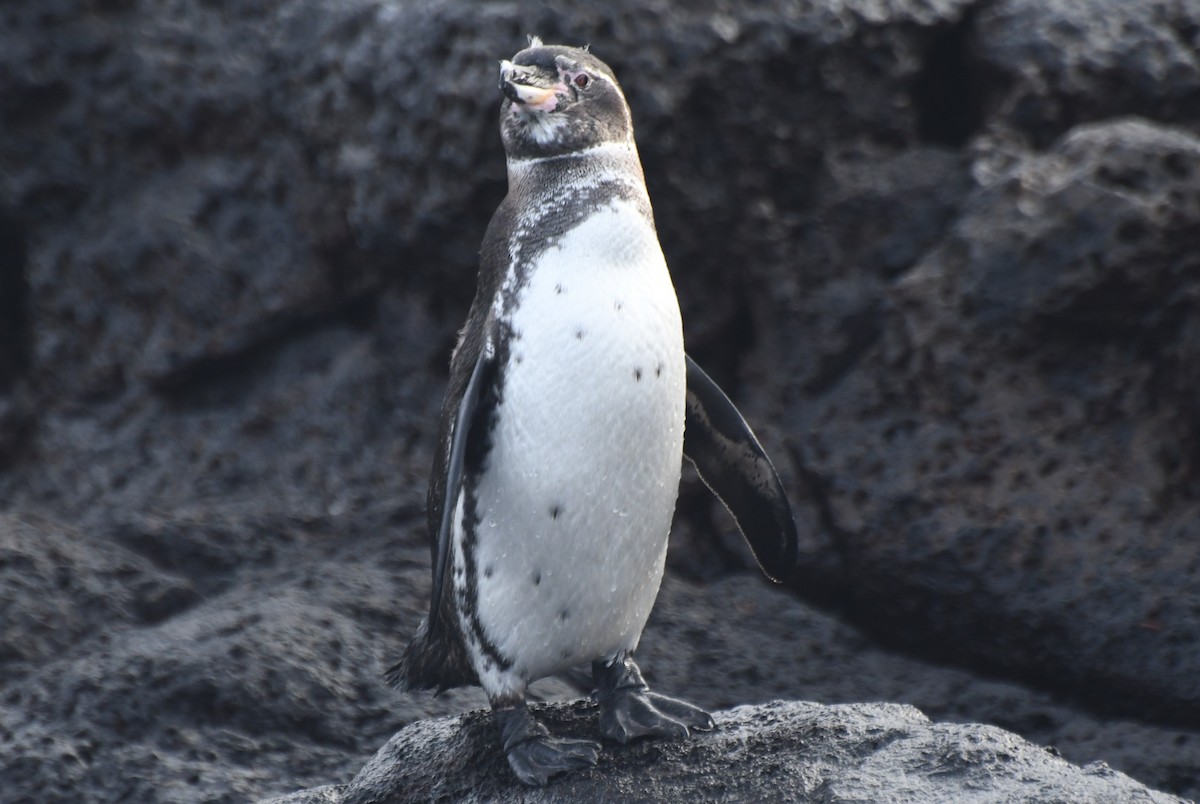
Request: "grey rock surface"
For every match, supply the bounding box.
[778,114,1200,726]
[262,700,1183,804]
[1,0,1199,802]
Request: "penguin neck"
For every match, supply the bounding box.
[486,136,659,323]
[505,139,648,203]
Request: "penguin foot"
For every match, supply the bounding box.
[598,688,716,744]
[593,654,715,744]
[495,701,600,786]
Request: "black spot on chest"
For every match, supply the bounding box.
[492,175,650,322]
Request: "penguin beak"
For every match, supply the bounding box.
[499,60,566,112]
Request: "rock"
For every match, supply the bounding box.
[0,519,477,803]
[971,0,1200,147]
[1,0,1199,801]
[0,512,199,672]
[781,116,1200,726]
[260,700,1184,804]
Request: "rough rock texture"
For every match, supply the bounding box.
[2,0,1199,802]
[262,701,1184,804]
[787,117,1200,725]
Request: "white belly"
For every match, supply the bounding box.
[463,199,685,688]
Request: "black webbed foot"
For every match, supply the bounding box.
[495,701,600,786]
[592,653,715,744]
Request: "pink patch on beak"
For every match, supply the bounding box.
[511,82,568,112]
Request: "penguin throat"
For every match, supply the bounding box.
[513,107,569,147]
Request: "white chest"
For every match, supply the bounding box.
[458,198,685,688]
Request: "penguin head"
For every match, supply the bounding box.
[498,39,633,160]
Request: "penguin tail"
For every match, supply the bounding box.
[384,617,476,693]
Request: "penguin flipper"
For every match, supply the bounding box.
[429,339,495,634]
[683,354,798,582]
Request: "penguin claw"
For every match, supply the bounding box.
[495,700,599,786]
[505,734,601,786]
[592,653,715,744]
[598,688,715,744]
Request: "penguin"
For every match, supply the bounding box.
[386,38,798,787]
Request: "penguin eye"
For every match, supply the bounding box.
[574,73,590,88]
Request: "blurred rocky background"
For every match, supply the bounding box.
[1,0,1198,801]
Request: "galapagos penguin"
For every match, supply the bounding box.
[387,39,798,787]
